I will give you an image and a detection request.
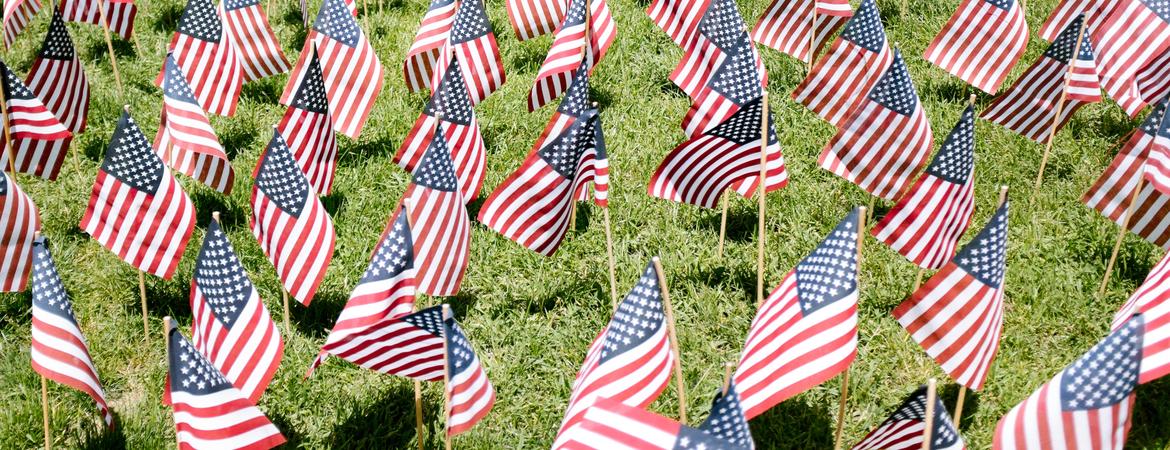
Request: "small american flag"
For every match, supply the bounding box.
[161,0,244,117]
[646,0,709,50]
[526,0,614,111]
[59,0,137,41]
[1144,95,1170,197]
[25,9,89,134]
[923,0,1028,94]
[312,304,446,381]
[80,111,195,279]
[1134,46,1170,111]
[791,0,893,128]
[396,57,486,202]
[820,51,934,201]
[1037,0,1110,42]
[2,0,39,47]
[444,313,495,436]
[982,14,1102,144]
[0,163,38,292]
[402,128,469,296]
[155,54,234,194]
[894,202,1009,391]
[167,324,286,449]
[1112,252,1170,383]
[648,96,788,209]
[430,0,505,105]
[994,316,1144,450]
[403,0,457,92]
[282,0,383,138]
[733,208,860,419]
[0,60,73,180]
[278,46,339,196]
[29,237,113,426]
[872,105,977,270]
[698,382,754,449]
[250,130,336,305]
[558,397,750,450]
[220,0,290,82]
[752,0,852,64]
[505,0,564,40]
[853,385,964,450]
[1091,0,1170,117]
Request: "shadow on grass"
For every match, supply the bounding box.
[83,138,109,162]
[321,191,348,217]
[79,415,127,450]
[292,290,349,338]
[220,124,262,160]
[1112,242,1158,286]
[241,78,284,105]
[151,3,184,34]
[0,291,31,328]
[1130,376,1170,448]
[325,382,434,449]
[749,396,835,450]
[143,275,191,320]
[86,35,137,60]
[937,383,979,431]
[190,187,249,229]
[697,201,758,245]
[337,134,397,167]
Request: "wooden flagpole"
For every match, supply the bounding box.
[138,270,150,338]
[441,304,453,450]
[1099,179,1144,295]
[281,289,292,332]
[717,194,729,258]
[757,93,769,308]
[721,361,734,395]
[953,385,967,428]
[41,374,51,450]
[901,0,909,19]
[1,78,16,176]
[96,0,125,100]
[363,0,370,29]
[834,206,866,450]
[920,379,938,450]
[913,268,925,291]
[414,379,425,450]
[652,257,687,423]
[1034,16,1088,193]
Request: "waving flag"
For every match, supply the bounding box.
[1144,95,1170,197]
[853,385,964,450]
[1112,252,1170,383]
[59,0,137,40]
[923,0,1028,94]
[1090,0,1170,117]
[646,0,708,49]
[431,0,504,105]
[155,54,234,194]
[558,397,750,450]
[1,170,38,292]
[30,237,112,426]
[80,111,194,279]
[698,382,754,449]
[403,0,456,91]
[0,61,73,180]
[402,128,469,296]
[751,0,852,64]
[2,0,39,47]
[873,105,977,270]
[444,313,495,436]
[792,0,893,128]
[250,130,336,305]
[396,58,485,202]
[982,14,1102,143]
[733,208,860,419]
[506,0,564,40]
[220,0,289,81]
[821,51,933,200]
[161,0,243,117]
[1038,0,1111,42]
[278,46,339,196]
[312,304,446,381]
[527,0,614,111]
[25,9,89,134]
[1135,47,1170,110]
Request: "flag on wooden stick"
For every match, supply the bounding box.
[278,46,340,196]
[311,303,445,381]
[853,385,963,450]
[698,382,754,448]
[752,0,852,64]
[220,0,290,82]
[527,0,614,111]
[1090,0,1170,117]
[25,9,89,134]
[2,0,40,47]
[0,170,38,292]
[403,0,457,92]
[401,128,469,296]
[443,312,495,436]
[430,0,504,105]
[557,397,751,450]
[923,0,1028,94]
[160,0,244,116]
[0,60,73,180]
[59,0,137,40]
[1112,252,1170,383]
[155,54,234,194]
[1143,95,1170,197]
[1134,47,1170,111]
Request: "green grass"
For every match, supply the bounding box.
[2,0,1169,448]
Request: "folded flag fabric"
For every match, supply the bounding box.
[1037,0,1108,42]
[557,397,750,450]
[2,0,40,47]
[312,304,445,380]
[400,128,470,296]
[698,381,754,449]
[1134,46,1170,112]
[1111,251,1170,383]
[645,0,707,50]
[25,9,89,134]
[403,0,457,92]
[923,0,1028,94]
[0,169,38,292]
[160,0,244,117]
[59,0,137,41]
[443,312,495,436]
[526,0,614,111]
[0,60,73,180]
[752,0,852,64]
[506,0,564,40]
[155,54,234,194]
[220,0,290,82]
[1090,0,1170,117]
[1143,94,1170,197]
[853,385,964,450]
[278,45,340,196]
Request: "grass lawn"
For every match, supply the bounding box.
[2,0,1169,448]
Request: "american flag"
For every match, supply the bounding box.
[312,304,446,381]
[281,0,382,138]
[167,324,286,449]
[403,0,456,92]
[791,0,893,128]
[1134,47,1170,111]
[0,160,38,292]
[0,61,73,181]
[188,216,283,404]
[1112,252,1170,383]
[553,261,676,445]
[396,57,486,202]
[2,0,39,47]
[526,0,614,111]
[220,0,290,82]
[29,236,113,427]
[733,208,860,419]
[1084,95,1170,249]
[994,316,1144,450]
[402,128,469,296]
[155,54,234,194]
[59,0,137,41]
[444,313,495,436]
[646,0,709,50]
[894,202,1009,391]
[698,382,754,449]
[982,14,1102,144]
[160,0,243,117]
[250,130,336,305]
[1037,0,1111,42]
[557,397,750,450]
[852,385,964,450]
[820,51,934,201]
[923,0,1028,94]
[430,0,505,105]
[648,96,788,209]
[278,46,339,196]
[80,111,195,279]
[872,105,977,270]
[505,0,563,40]
[1090,0,1170,117]
[25,9,89,134]
[751,0,852,64]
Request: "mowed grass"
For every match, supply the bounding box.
[2,0,1170,448]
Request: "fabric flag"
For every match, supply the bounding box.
[894,202,1009,391]
[923,0,1028,94]
[80,111,195,279]
[1,170,38,292]
[733,208,860,419]
[820,51,933,201]
[403,0,457,92]
[401,128,469,296]
[646,0,708,50]
[59,0,137,41]
[2,0,39,47]
[647,96,788,209]
[395,57,485,202]
[792,0,893,128]
[430,0,505,105]
[553,261,676,445]
[312,304,446,381]
[993,316,1145,450]
[526,0,615,111]
[1134,47,1170,111]
[25,9,89,134]
[220,0,290,82]
[982,14,1101,144]
[282,0,383,138]
[155,54,234,194]
[557,397,751,450]
[1037,0,1111,42]
[698,382,754,449]
[751,0,852,64]
[1112,252,1170,383]
[1090,0,1170,117]
[250,130,336,305]
[505,0,564,40]
[167,324,285,449]
[852,385,964,450]
[188,216,283,404]
[278,46,340,196]
[872,105,977,270]
[1084,95,1170,249]
[29,236,113,426]
[0,60,73,180]
[444,313,495,436]
[160,0,244,117]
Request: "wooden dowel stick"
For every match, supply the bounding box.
[96,0,125,100]
[901,0,909,19]
[866,197,876,223]
[913,268,925,291]
[603,207,618,309]
[652,257,687,423]
[415,380,425,450]
[998,185,1009,207]
[833,369,850,450]
[362,0,370,29]
[721,362,734,395]
[757,93,769,308]
[921,379,938,450]
[717,193,729,258]
[139,270,149,339]
[1100,179,1143,294]
[41,375,51,450]
[1034,17,1087,193]
[569,201,578,231]
[953,385,968,429]
[1,79,15,176]
[441,305,452,450]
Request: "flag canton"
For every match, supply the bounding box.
[925,105,975,184]
[888,387,961,449]
[710,37,763,106]
[0,171,7,195]
[1,62,36,100]
[1142,0,1170,23]
[293,50,329,114]
[699,383,752,448]
[445,318,479,377]
[169,330,234,395]
[707,97,777,145]
[588,112,608,161]
[39,12,75,60]
[223,0,261,11]
[841,0,886,53]
[426,58,474,126]
[412,130,460,192]
[953,202,1008,287]
[870,52,919,117]
[178,0,222,42]
[255,132,312,216]
[162,56,200,105]
[796,209,859,315]
[360,211,413,285]
[562,0,588,28]
[699,0,748,52]
[102,113,165,193]
[1059,315,1143,411]
[601,262,666,364]
[194,219,255,328]
[450,0,491,44]
[538,110,597,178]
[1142,95,1170,139]
[558,56,592,117]
[1045,15,1091,61]
[403,305,446,337]
[427,0,457,11]
[315,0,361,46]
[31,238,79,324]
[673,426,742,450]
[983,0,1013,11]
